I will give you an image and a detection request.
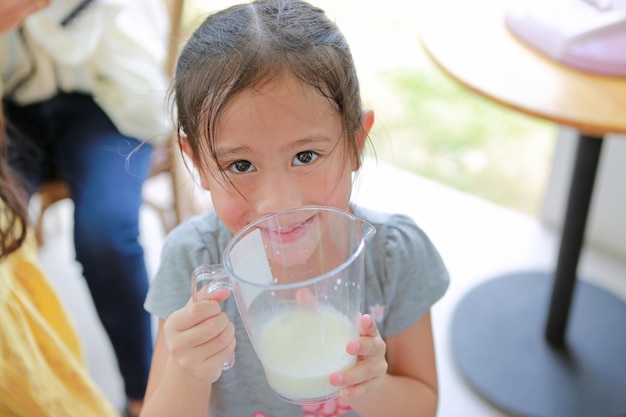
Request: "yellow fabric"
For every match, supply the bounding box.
[0,232,119,417]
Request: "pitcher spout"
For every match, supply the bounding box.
[360,220,376,243]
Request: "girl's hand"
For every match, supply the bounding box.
[0,0,50,34]
[330,314,388,399]
[162,289,236,383]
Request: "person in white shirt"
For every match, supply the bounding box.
[0,1,173,415]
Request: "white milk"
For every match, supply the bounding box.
[257,308,357,400]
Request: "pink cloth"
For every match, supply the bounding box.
[505,1,626,77]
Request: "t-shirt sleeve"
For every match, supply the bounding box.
[144,219,215,319]
[375,213,450,338]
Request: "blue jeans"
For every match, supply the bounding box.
[4,92,153,402]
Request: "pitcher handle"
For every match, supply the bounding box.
[191,264,235,370]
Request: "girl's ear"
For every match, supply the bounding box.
[358,110,375,148]
[179,135,211,191]
[179,134,193,160]
[353,110,374,170]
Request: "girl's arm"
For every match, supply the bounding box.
[140,293,236,417]
[336,311,439,417]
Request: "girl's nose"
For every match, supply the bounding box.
[254,172,303,215]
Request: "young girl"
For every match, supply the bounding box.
[142,1,449,416]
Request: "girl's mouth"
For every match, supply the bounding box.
[262,213,317,244]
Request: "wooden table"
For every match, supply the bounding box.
[419,0,626,416]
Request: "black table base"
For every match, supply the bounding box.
[451,272,626,417]
[450,134,626,416]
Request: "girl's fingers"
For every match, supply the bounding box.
[295,287,319,309]
[346,334,386,357]
[346,314,385,357]
[164,298,235,357]
[167,298,224,335]
[359,314,377,337]
[165,303,237,381]
[329,313,387,395]
[196,322,236,363]
[177,327,236,382]
[189,310,233,347]
[330,352,387,386]
[194,287,231,303]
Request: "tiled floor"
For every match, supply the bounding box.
[38,157,626,416]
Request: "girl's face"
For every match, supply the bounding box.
[192,74,370,235]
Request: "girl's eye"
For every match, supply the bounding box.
[293,151,319,166]
[228,159,254,173]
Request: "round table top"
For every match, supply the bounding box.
[418,0,626,137]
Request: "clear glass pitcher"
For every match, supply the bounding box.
[192,206,376,405]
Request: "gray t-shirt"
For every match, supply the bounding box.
[145,204,449,417]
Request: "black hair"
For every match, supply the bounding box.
[173,0,365,178]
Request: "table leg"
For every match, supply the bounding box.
[450,133,626,417]
[545,133,602,346]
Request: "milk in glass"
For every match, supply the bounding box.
[257,307,357,400]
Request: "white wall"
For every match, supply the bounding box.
[541,127,626,262]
